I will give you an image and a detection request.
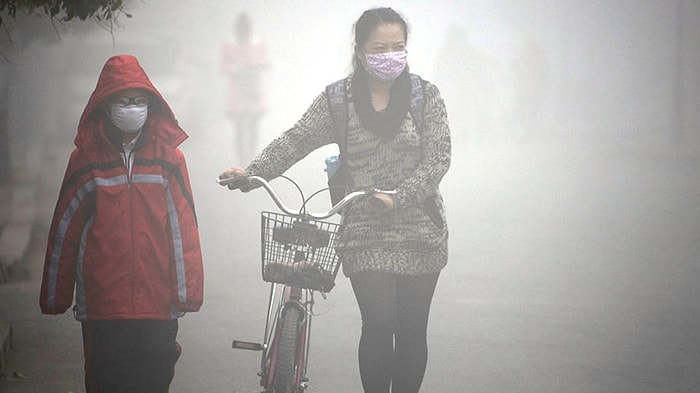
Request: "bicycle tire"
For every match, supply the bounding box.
[273,305,304,393]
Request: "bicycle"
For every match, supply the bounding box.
[217,174,395,393]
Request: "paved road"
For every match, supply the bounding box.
[176,132,700,393]
[2,131,700,393]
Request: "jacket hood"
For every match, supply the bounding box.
[76,54,187,149]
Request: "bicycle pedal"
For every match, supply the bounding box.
[232,340,264,351]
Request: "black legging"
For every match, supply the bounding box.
[350,271,440,393]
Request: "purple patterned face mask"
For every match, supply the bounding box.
[364,50,407,82]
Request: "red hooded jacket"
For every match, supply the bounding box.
[40,55,204,320]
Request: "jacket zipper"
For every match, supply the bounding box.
[124,149,133,189]
[122,147,136,312]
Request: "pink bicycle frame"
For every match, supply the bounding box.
[262,285,310,390]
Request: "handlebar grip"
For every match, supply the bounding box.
[216,176,250,190]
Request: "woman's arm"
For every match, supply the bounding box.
[245,91,336,180]
[393,81,452,208]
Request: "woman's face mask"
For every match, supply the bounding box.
[363,50,407,83]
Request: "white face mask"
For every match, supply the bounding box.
[109,104,148,133]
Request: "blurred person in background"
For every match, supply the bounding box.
[219,7,450,393]
[221,12,269,162]
[39,54,204,393]
[510,34,550,142]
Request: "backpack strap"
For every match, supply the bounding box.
[408,73,426,132]
[325,78,349,155]
[325,78,352,204]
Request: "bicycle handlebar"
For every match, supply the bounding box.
[217,175,396,220]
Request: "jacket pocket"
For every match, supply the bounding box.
[424,196,444,230]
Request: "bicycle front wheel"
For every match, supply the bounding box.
[273,306,304,393]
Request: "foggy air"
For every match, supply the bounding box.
[1,1,699,392]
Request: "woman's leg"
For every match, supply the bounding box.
[351,272,441,393]
[350,272,396,393]
[231,113,261,163]
[391,273,440,393]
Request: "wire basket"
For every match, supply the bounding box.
[260,211,342,292]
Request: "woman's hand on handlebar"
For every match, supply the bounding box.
[220,166,247,180]
[364,192,395,213]
[218,166,248,189]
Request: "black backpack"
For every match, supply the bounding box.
[324,74,426,205]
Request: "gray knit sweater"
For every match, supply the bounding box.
[246,74,451,276]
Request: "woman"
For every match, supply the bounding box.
[221,12,269,162]
[219,7,450,393]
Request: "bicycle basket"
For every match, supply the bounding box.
[260,211,342,292]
